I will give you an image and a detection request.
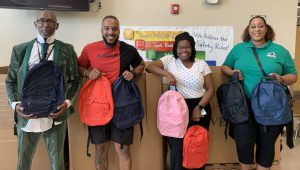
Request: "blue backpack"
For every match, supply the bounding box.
[251,78,292,126]
[21,61,65,118]
[251,48,292,126]
[112,76,144,129]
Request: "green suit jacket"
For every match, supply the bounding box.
[5,39,81,128]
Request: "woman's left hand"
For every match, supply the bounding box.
[269,73,284,83]
[192,107,202,121]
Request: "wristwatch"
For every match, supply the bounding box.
[198,104,204,110]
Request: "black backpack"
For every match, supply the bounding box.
[216,72,249,124]
[112,76,144,129]
[21,61,65,118]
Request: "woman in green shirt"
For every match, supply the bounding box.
[221,15,297,170]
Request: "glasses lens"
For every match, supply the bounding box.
[37,19,56,25]
[177,46,191,50]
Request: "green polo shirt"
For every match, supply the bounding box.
[223,41,297,98]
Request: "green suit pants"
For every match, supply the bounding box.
[17,121,67,170]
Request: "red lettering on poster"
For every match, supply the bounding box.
[145,41,174,51]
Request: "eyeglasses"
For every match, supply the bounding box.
[177,46,192,50]
[250,15,267,20]
[36,19,57,25]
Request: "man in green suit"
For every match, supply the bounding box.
[5,10,81,170]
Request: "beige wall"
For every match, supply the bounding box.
[0,0,297,66]
[294,26,300,91]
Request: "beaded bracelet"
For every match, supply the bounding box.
[131,70,137,77]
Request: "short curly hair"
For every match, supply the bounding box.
[172,32,196,62]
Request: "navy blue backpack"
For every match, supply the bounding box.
[251,78,292,125]
[21,61,65,118]
[251,48,292,126]
[112,76,144,129]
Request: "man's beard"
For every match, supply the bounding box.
[102,36,119,47]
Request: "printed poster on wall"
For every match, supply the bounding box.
[120,26,233,66]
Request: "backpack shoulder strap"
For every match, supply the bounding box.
[130,81,144,144]
[251,48,268,78]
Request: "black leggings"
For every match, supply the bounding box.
[232,99,283,168]
[168,98,212,170]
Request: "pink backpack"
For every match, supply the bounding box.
[182,125,209,169]
[157,90,189,138]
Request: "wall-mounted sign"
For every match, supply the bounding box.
[120,26,233,66]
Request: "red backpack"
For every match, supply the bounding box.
[182,125,209,169]
[78,76,114,126]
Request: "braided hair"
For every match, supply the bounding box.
[172,32,196,61]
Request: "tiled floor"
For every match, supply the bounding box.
[164,134,300,170]
[280,95,300,170]
[204,136,300,170]
[280,136,300,170]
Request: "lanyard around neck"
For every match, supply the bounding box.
[36,39,55,61]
